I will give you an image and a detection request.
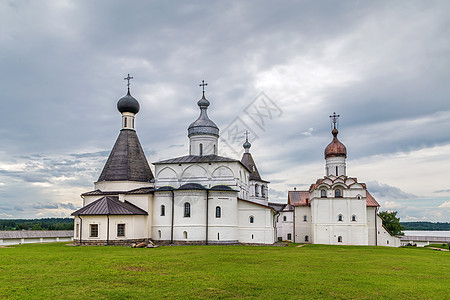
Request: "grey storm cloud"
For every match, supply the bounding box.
[366,181,418,200]
[0,1,449,219]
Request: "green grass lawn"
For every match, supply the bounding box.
[0,243,449,299]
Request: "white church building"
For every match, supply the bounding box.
[269,113,400,247]
[72,79,276,245]
[72,78,399,247]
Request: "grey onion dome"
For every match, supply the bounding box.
[243,139,251,149]
[117,90,140,114]
[188,93,219,137]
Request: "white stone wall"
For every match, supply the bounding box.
[276,210,294,241]
[238,201,275,244]
[74,215,148,242]
[294,206,312,243]
[94,180,153,193]
[375,214,401,247]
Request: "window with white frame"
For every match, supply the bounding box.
[184,202,191,217]
[90,224,98,238]
[216,206,221,218]
[117,224,125,237]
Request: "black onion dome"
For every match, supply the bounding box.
[117,91,140,114]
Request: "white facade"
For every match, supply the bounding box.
[72,89,276,245]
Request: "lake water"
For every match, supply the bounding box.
[403,230,450,237]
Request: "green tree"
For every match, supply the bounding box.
[379,211,404,235]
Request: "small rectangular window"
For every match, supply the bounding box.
[117,224,125,237]
[90,224,98,238]
[76,224,79,238]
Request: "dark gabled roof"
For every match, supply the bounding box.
[178,183,207,190]
[154,154,239,165]
[268,202,287,212]
[81,187,154,196]
[98,129,154,183]
[210,185,238,192]
[240,152,268,182]
[71,196,147,216]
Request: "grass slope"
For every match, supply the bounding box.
[0,243,449,299]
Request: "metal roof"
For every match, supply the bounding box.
[366,191,380,207]
[81,187,155,196]
[268,202,287,212]
[71,196,147,216]
[400,236,450,243]
[288,191,310,206]
[0,230,74,239]
[240,152,268,182]
[98,129,154,182]
[154,154,239,165]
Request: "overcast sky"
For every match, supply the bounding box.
[0,0,449,222]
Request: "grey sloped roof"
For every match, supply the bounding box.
[71,196,147,216]
[268,202,287,212]
[0,230,74,239]
[154,154,239,165]
[81,187,154,196]
[241,152,268,182]
[179,183,207,190]
[98,129,154,182]
[210,185,238,192]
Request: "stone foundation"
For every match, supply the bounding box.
[73,238,148,246]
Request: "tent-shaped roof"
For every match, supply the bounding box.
[98,129,154,182]
[241,152,268,182]
[71,196,147,216]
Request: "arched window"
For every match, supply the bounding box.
[261,185,266,197]
[303,215,307,222]
[338,214,343,221]
[161,205,165,216]
[283,216,287,221]
[124,117,127,127]
[335,189,342,198]
[338,236,342,243]
[217,232,220,240]
[305,235,309,242]
[213,144,216,155]
[352,215,356,222]
[183,231,188,239]
[336,166,338,176]
[255,184,259,197]
[184,203,191,218]
[357,195,361,200]
[158,230,161,239]
[199,144,203,156]
[249,216,254,223]
[216,206,221,218]
[321,189,327,198]
[132,118,134,128]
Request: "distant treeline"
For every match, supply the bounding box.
[0,218,74,231]
[401,222,450,231]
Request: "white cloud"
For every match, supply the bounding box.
[438,201,450,208]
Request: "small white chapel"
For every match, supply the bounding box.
[270,113,400,247]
